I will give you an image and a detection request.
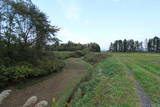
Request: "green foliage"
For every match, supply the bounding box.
[31,58,64,77]
[148,36,160,52]
[54,51,79,59]
[0,0,64,89]
[83,53,110,64]
[46,41,101,52]
[109,39,143,52]
[0,0,60,65]
[73,49,90,58]
[88,43,101,52]
[0,65,32,88]
[54,49,90,60]
[109,36,160,52]
[0,51,65,89]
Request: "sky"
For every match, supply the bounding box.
[32,0,160,50]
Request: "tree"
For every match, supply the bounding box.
[147,36,160,52]
[109,42,113,52]
[123,39,127,52]
[88,42,101,52]
[0,0,60,64]
[109,39,144,52]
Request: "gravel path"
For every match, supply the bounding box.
[0,58,89,107]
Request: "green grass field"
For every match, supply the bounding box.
[68,53,160,107]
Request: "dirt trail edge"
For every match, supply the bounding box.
[127,69,154,107]
[121,59,154,107]
[1,58,90,107]
[136,81,154,107]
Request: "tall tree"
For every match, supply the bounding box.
[0,0,60,64]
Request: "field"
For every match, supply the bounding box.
[69,53,160,107]
[1,52,160,107]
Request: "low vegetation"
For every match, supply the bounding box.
[46,41,101,52]
[83,52,111,65]
[0,52,64,89]
[118,53,160,103]
[69,55,140,107]
[63,53,160,107]
[54,49,90,60]
[52,58,92,107]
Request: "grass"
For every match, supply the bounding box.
[118,53,160,103]
[70,56,140,107]
[53,52,160,107]
[52,58,92,107]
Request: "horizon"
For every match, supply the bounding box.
[32,0,160,50]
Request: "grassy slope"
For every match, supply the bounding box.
[70,56,140,107]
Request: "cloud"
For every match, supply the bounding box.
[56,0,80,21]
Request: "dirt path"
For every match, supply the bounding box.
[127,69,154,107]
[136,81,154,107]
[116,57,154,107]
[1,58,89,107]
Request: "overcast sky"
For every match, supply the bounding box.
[32,0,160,50]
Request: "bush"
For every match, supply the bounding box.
[0,65,32,88]
[83,53,110,64]
[54,49,89,59]
[54,51,76,59]
[72,49,90,58]
[31,59,64,77]
[0,52,65,89]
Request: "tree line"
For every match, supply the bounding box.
[109,36,160,52]
[148,36,160,52]
[46,41,101,52]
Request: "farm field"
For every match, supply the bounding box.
[69,53,160,107]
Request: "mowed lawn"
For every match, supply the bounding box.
[70,53,160,107]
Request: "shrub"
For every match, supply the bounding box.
[54,51,76,59]
[72,49,90,58]
[0,52,65,89]
[83,53,110,64]
[0,65,32,88]
[31,59,65,77]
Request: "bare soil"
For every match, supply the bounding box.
[1,58,89,107]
